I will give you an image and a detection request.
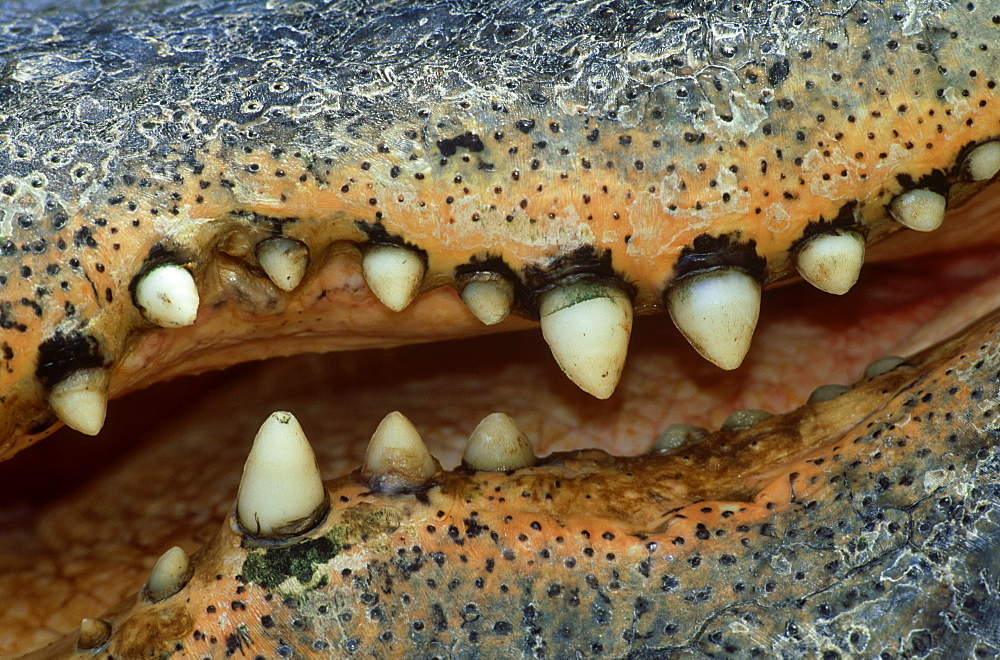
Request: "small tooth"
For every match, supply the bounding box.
[539,280,632,399]
[808,383,851,404]
[721,408,772,431]
[49,367,109,436]
[667,268,761,371]
[77,618,111,651]
[237,411,328,539]
[652,423,708,453]
[462,412,535,471]
[145,546,192,602]
[963,141,1000,181]
[795,230,865,295]
[362,245,425,312]
[888,189,946,232]
[460,275,515,325]
[361,411,437,491]
[864,355,906,378]
[256,237,309,292]
[134,263,199,327]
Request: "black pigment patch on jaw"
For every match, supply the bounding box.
[672,234,767,282]
[34,331,103,389]
[127,243,195,308]
[791,201,864,250]
[354,221,429,264]
[436,133,485,157]
[895,168,951,197]
[520,245,634,316]
[454,255,528,309]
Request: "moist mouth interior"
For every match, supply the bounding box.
[3,196,1000,655]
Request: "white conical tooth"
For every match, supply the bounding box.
[888,189,946,232]
[538,281,632,399]
[256,237,309,292]
[460,276,515,325]
[362,245,425,312]
[49,367,109,436]
[794,230,866,295]
[462,412,536,472]
[145,546,191,602]
[667,268,761,371]
[964,141,1000,182]
[77,618,111,650]
[134,263,199,327]
[237,411,328,539]
[361,411,437,491]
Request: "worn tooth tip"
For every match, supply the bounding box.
[721,408,773,431]
[667,268,761,371]
[864,355,907,379]
[460,275,515,325]
[257,237,309,292]
[77,617,111,650]
[539,280,633,399]
[964,141,1000,182]
[134,263,200,327]
[362,245,426,312]
[362,411,437,490]
[808,383,852,404]
[237,411,328,539]
[652,423,709,453]
[49,367,109,436]
[795,230,865,295]
[888,188,946,232]
[145,546,192,602]
[463,412,536,472]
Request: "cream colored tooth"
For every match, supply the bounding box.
[864,355,906,378]
[361,411,437,491]
[963,141,1000,181]
[77,618,111,651]
[888,189,946,232]
[145,546,192,602]
[460,275,515,325]
[134,263,199,327]
[462,412,535,471]
[667,268,761,371]
[538,280,632,399]
[362,245,425,312]
[49,367,109,436]
[237,411,328,539]
[256,237,309,292]
[794,230,865,295]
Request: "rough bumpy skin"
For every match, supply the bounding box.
[2,0,1000,657]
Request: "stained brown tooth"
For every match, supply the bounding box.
[361,245,425,312]
[864,355,907,378]
[721,408,773,431]
[963,141,1000,182]
[888,189,946,232]
[361,411,438,491]
[48,367,110,436]
[794,230,865,295]
[236,411,328,539]
[134,263,200,327]
[808,383,852,404]
[77,618,111,651]
[256,237,309,292]
[462,412,536,471]
[652,423,709,453]
[144,546,192,603]
[460,274,515,325]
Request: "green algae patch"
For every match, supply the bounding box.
[242,507,399,591]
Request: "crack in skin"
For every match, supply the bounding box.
[1,0,1000,657]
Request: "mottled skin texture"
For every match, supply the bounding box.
[1,0,1000,657]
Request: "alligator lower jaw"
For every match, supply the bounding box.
[5,199,1000,656]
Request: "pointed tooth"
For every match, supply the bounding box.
[145,546,192,602]
[77,618,111,651]
[256,237,309,292]
[237,411,328,539]
[361,411,437,491]
[362,245,425,312]
[888,189,946,232]
[794,230,865,295]
[538,280,632,399]
[49,367,109,436]
[134,263,199,327]
[667,268,761,370]
[462,412,536,472]
[460,275,515,325]
[963,141,1000,181]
